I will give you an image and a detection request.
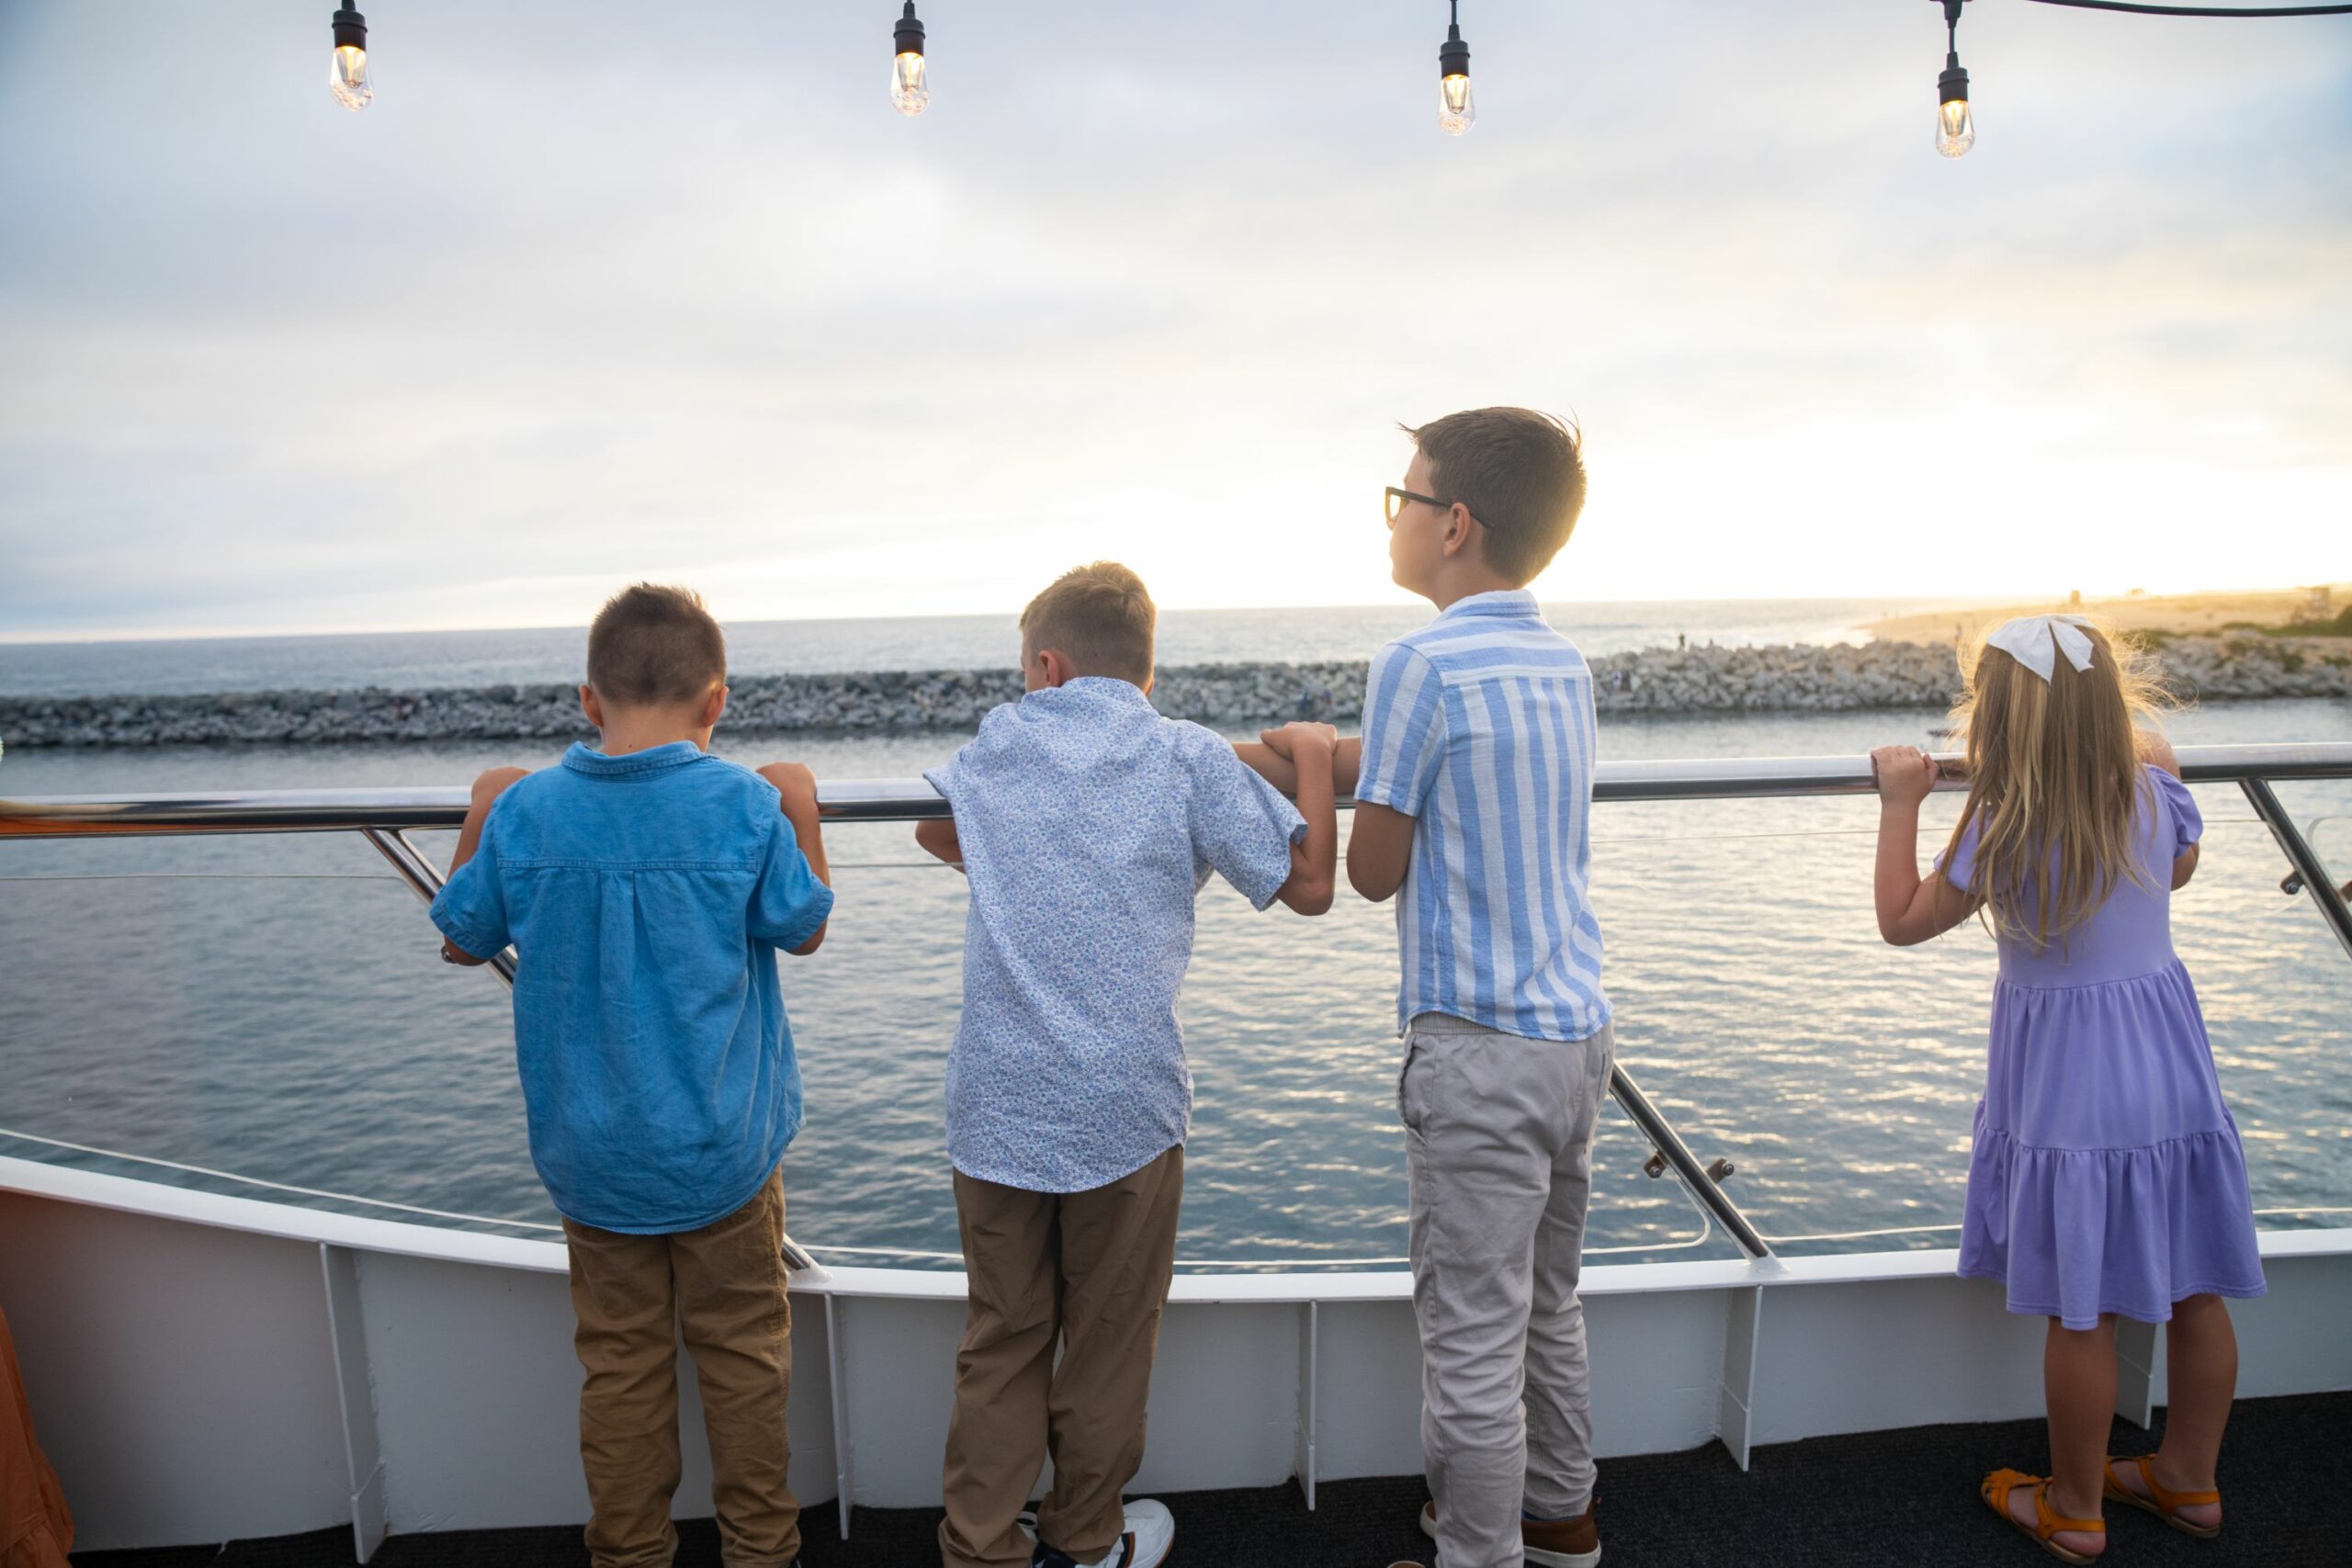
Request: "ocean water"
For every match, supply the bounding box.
[1,613,2347,1271]
[0,597,1935,699]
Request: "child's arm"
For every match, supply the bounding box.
[1233,734,1362,799]
[914,816,964,873]
[2136,731,2201,888]
[439,766,527,964]
[1270,722,1338,915]
[756,762,831,954]
[1346,802,1414,904]
[1870,745,1976,946]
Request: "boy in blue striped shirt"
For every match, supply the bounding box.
[1246,407,1608,1568]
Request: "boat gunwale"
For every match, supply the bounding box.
[7,1154,2346,1306]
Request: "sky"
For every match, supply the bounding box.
[2,1,2349,643]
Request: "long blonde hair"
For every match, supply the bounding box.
[1942,618,2172,950]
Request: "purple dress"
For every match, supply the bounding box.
[1943,765,2266,1330]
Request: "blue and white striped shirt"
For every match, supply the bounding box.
[1353,590,1611,1043]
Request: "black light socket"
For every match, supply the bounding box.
[1439,23,1469,80]
[895,2,925,57]
[1939,57,1970,105]
[332,5,367,52]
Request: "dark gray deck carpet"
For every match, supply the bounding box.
[73,1391,2351,1568]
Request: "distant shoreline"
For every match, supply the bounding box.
[1864,584,2352,645]
[6,635,2347,748]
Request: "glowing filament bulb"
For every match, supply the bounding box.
[331,44,372,111]
[891,4,929,117]
[329,6,371,112]
[1436,8,1473,137]
[892,51,930,116]
[1936,95,1974,158]
[1440,73,1476,136]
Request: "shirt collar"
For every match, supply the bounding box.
[1437,589,1541,621]
[561,739,707,777]
[1029,675,1154,708]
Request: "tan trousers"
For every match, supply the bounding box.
[1404,1013,1614,1568]
[563,1168,798,1568]
[938,1147,1184,1568]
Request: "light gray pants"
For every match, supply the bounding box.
[1402,1010,1613,1568]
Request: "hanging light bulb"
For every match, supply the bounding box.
[1935,0,1973,157]
[892,3,930,117]
[1437,2,1475,136]
[329,3,372,112]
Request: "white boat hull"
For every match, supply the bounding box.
[5,1155,2349,1558]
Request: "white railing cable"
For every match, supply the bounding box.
[0,1126,564,1234]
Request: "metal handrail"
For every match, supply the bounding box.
[6,739,2349,1264]
[7,744,2348,837]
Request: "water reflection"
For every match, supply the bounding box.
[3,701,2347,1268]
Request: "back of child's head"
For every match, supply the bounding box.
[1404,406,1587,585]
[1944,615,2173,950]
[587,583,727,708]
[1021,562,1157,684]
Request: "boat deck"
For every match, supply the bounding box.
[72,1392,2352,1568]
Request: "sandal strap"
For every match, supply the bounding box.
[2122,1454,2222,1512]
[2032,1481,2106,1540]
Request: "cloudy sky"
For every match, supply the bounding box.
[2,1,2347,641]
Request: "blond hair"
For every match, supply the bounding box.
[1020,562,1157,684]
[1942,616,2174,951]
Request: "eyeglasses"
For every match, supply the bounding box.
[1384,485,1451,527]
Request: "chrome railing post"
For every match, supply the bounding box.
[1609,1063,1772,1259]
[2239,777,2352,963]
[359,828,519,986]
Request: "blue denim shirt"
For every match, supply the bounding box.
[430,741,832,1234]
[924,679,1306,1193]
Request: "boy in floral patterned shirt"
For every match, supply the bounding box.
[912,562,1338,1568]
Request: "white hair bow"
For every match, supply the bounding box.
[1985,614,2096,682]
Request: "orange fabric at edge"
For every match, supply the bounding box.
[1,1303,72,1568]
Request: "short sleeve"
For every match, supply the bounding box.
[1185,734,1308,911]
[2150,766,2203,855]
[921,742,969,808]
[1352,642,1446,818]
[1932,812,1982,893]
[750,813,834,947]
[430,815,513,959]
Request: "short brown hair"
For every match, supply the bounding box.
[1020,562,1156,684]
[1404,407,1587,584]
[586,583,727,707]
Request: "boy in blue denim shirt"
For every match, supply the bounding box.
[432,583,832,1568]
[913,562,1339,1568]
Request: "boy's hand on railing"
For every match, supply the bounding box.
[1268,721,1339,761]
[759,761,820,817]
[1244,727,1361,799]
[1870,746,1938,808]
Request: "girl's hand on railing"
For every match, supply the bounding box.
[1870,746,1938,808]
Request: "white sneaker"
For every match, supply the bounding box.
[1032,1498,1175,1568]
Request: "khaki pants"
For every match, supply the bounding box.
[938,1146,1184,1568]
[563,1168,798,1568]
[1403,1013,1614,1568]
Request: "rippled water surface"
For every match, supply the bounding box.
[3,701,2346,1269]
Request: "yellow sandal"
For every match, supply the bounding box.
[2104,1454,2222,1539]
[1981,1469,2105,1564]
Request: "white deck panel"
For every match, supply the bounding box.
[4,1155,2349,1552]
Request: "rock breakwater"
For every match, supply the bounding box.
[4,636,2343,749]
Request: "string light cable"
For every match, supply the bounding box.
[2022,2,2352,16]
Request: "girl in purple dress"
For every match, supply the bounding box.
[1870,614,2264,1564]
